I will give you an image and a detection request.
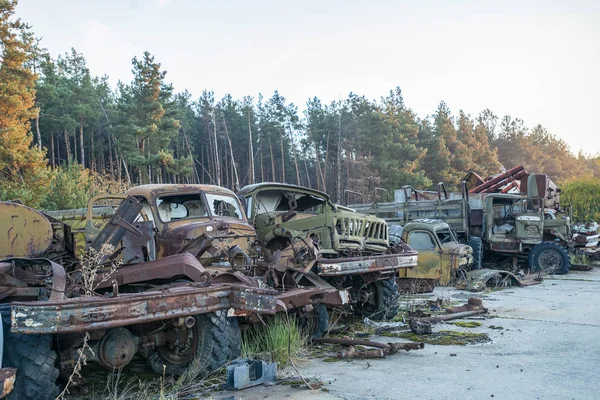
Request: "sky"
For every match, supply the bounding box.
[15,0,600,155]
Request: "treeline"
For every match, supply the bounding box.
[2,0,599,210]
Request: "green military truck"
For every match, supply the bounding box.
[351,174,572,275]
[238,183,418,320]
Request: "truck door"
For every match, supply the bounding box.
[402,230,442,281]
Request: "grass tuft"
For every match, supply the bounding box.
[399,330,490,345]
[448,321,482,328]
[242,315,307,367]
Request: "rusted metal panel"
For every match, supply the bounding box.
[0,202,54,258]
[0,368,16,398]
[317,253,417,276]
[11,284,277,334]
[94,253,211,289]
[90,196,143,253]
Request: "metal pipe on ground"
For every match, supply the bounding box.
[409,308,487,334]
[314,337,424,359]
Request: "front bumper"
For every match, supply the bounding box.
[318,252,418,276]
[11,284,278,334]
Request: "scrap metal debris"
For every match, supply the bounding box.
[409,297,488,334]
[456,269,541,292]
[314,337,424,359]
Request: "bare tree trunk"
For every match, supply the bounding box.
[56,132,60,166]
[50,132,55,168]
[73,132,78,164]
[314,141,322,191]
[63,130,71,166]
[35,112,42,149]
[182,129,200,184]
[303,158,311,188]
[291,135,300,185]
[247,111,255,184]
[259,143,264,182]
[222,115,240,191]
[279,130,286,182]
[79,117,85,168]
[269,138,275,181]
[315,141,326,190]
[324,129,331,191]
[336,112,342,203]
[108,130,114,179]
[200,140,205,182]
[90,127,95,173]
[211,113,221,186]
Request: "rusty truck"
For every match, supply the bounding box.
[350,173,572,275]
[0,184,348,400]
[238,183,418,321]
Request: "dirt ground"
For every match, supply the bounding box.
[217,268,600,400]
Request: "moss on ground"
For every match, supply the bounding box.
[448,321,482,328]
[399,330,490,345]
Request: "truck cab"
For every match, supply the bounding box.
[397,219,473,288]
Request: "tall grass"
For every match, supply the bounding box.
[242,315,307,367]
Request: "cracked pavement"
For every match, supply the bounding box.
[218,268,600,400]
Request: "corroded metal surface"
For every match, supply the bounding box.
[0,202,54,258]
[0,368,16,398]
[455,269,526,292]
[93,253,211,289]
[317,252,417,276]
[11,284,277,334]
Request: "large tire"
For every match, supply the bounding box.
[298,303,329,340]
[2,331,59,400]
[361,278,400,321]
[528,242,570,275]
[147,310,241,377]
[467,236,483,270]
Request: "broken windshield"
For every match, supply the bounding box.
[436,228,457,244]
[155,192,242,222]
[254,190,326,215]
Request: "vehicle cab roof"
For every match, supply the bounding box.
[238,182,330,202]
[126,184,237,199]
[403,219,451,232]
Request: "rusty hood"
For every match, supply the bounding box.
[441,242,472,256]
[157,218,257,261]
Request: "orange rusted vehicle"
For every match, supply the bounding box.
[0,185,345,400]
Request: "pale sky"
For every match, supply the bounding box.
[16,0,600,155]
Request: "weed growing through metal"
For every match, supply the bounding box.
[58,245,122,399]
[242,314,307,367]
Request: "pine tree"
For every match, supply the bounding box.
[0,0,49,206]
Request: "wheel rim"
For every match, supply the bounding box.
[360,283,379,314]
[538,249,562,273]
[158,322,200,365]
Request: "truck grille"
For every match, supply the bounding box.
[334,216,389,252]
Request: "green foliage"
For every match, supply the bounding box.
[41,163,91,210]
[3,1,600,212]
[562,177,600,222]
[241,315,306,367]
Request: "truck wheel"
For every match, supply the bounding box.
[3,332,59,400]
[147,310,241,377]
[528,242,570,275]
[467,236,483,270]
[298,303,329,339]
[361,278,400,321]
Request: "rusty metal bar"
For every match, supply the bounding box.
[317,252,417,276]
[315,337,424,352]
[11,284,277,334]
[469,165,525,193]
[416,309,487,324]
